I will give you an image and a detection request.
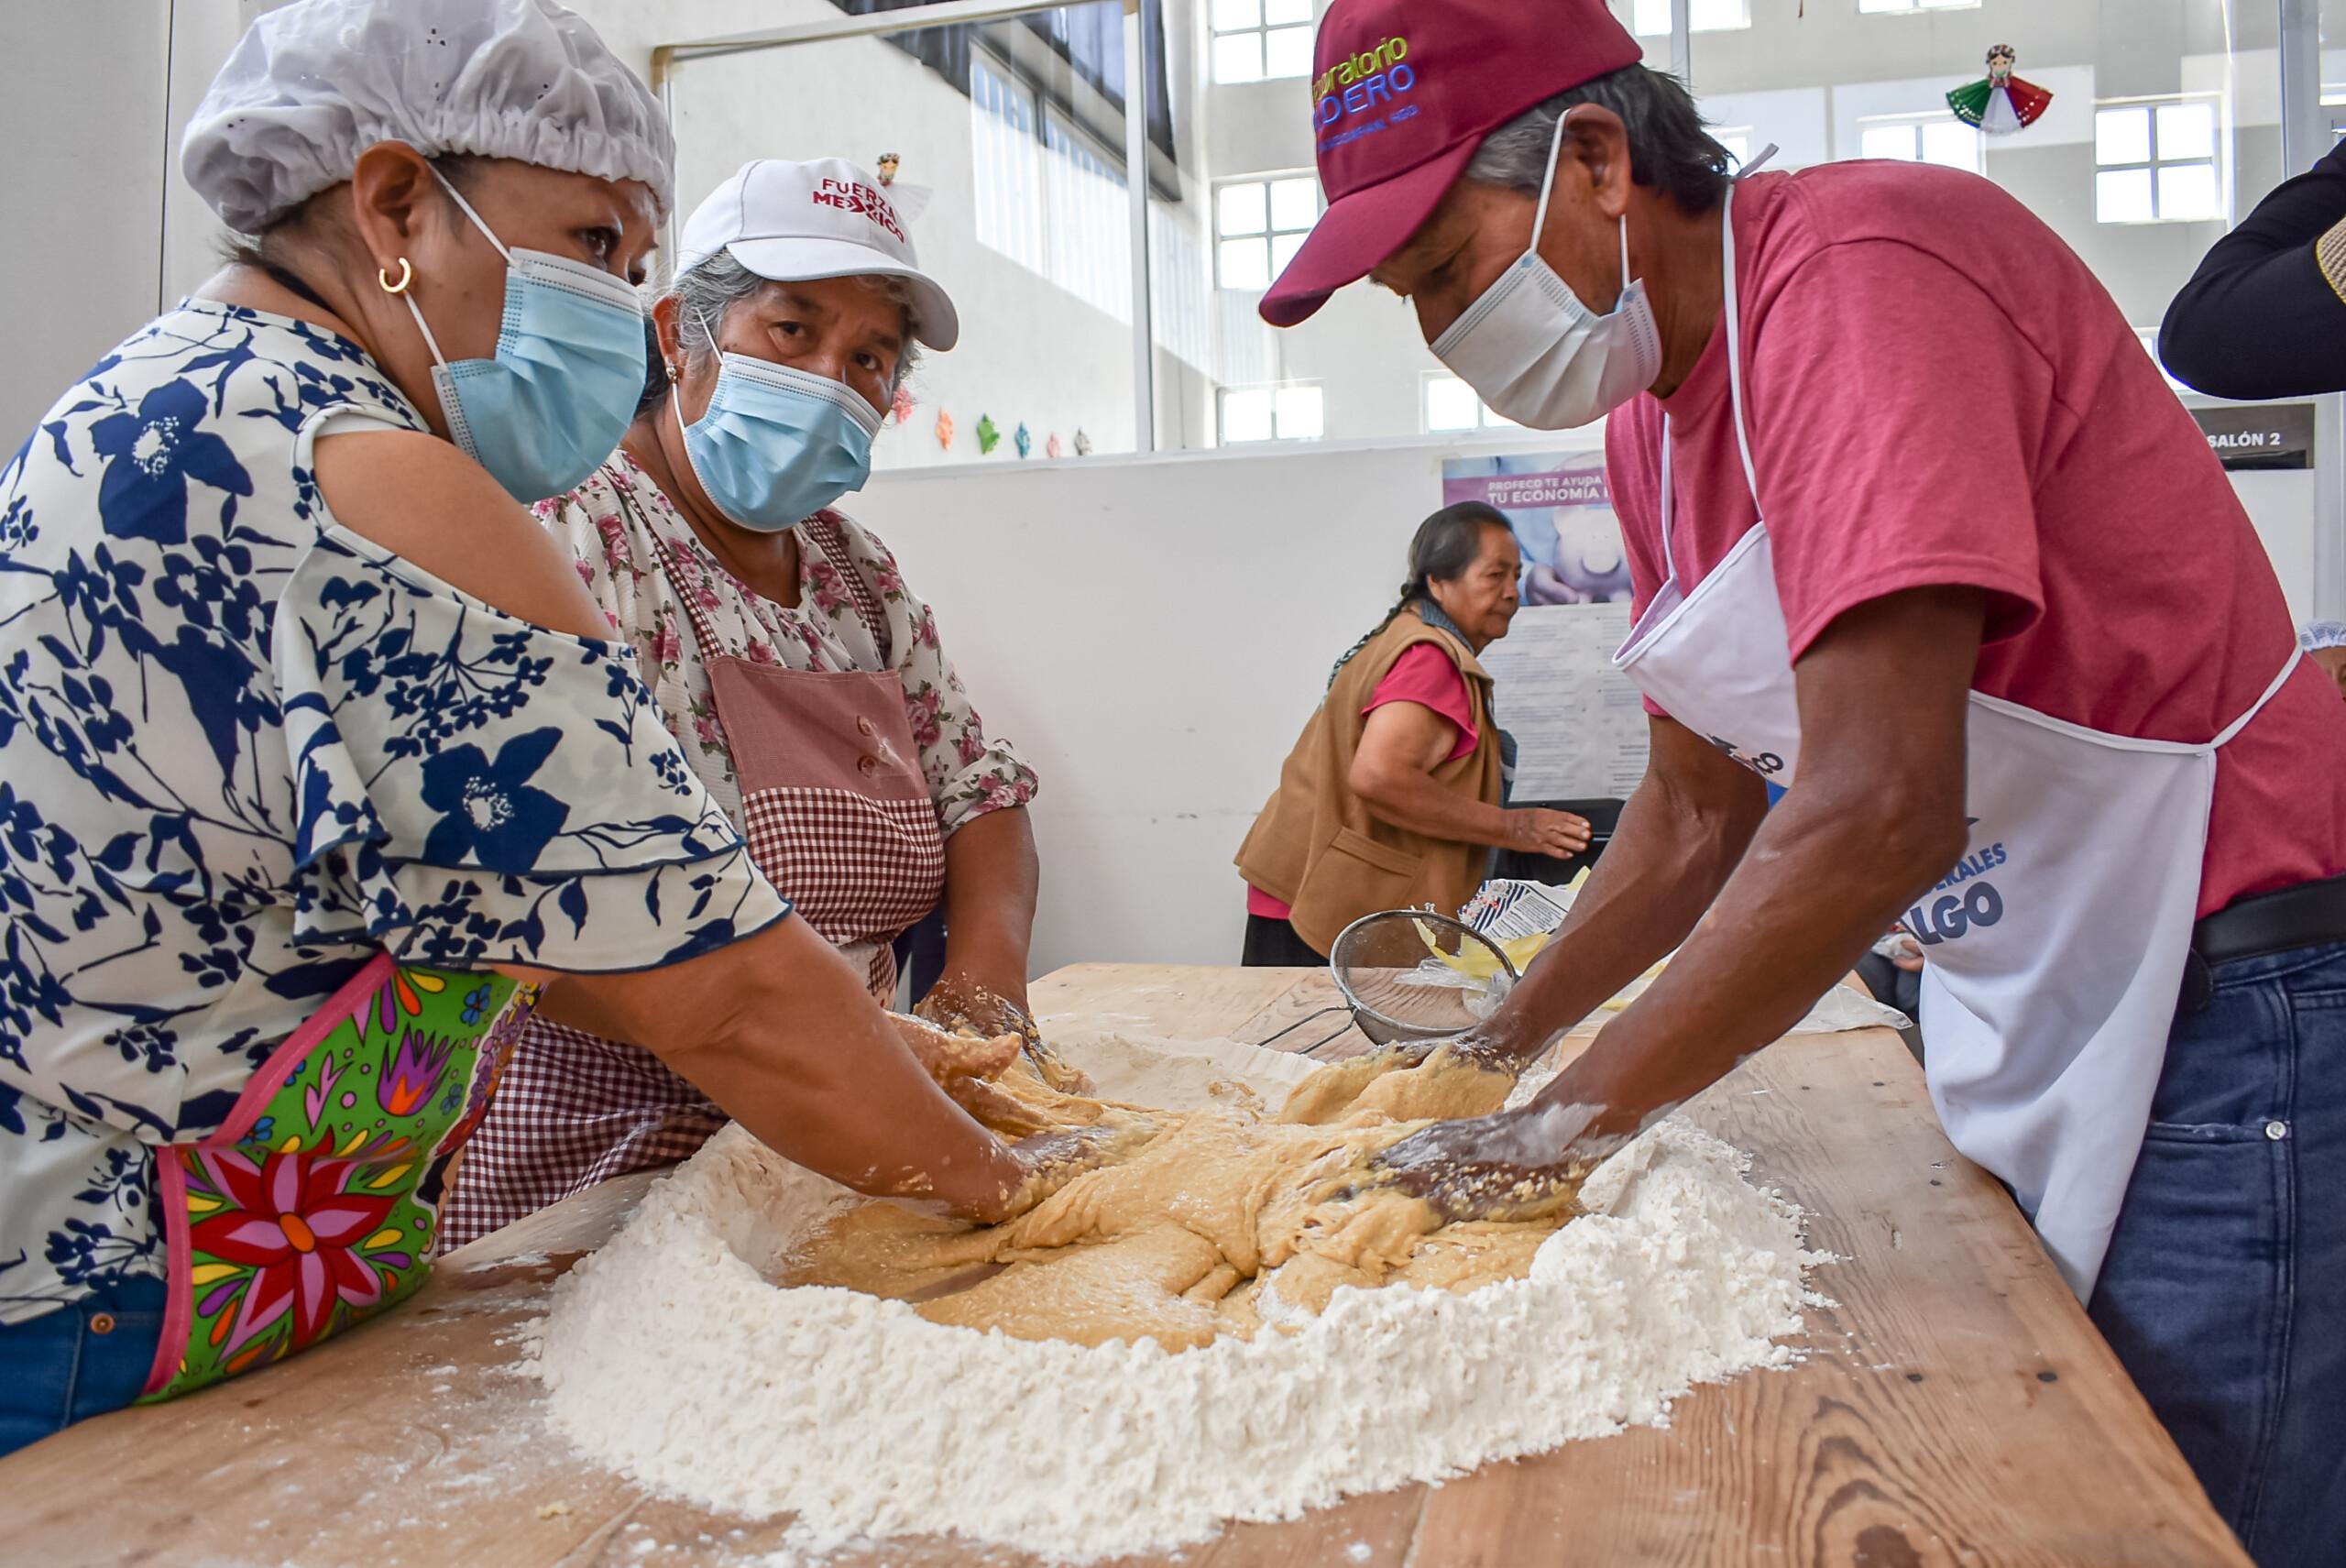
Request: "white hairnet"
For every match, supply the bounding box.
[181,0,675,235]
[2302,620,2346,653]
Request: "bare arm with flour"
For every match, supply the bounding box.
[1379,587,1983,1214]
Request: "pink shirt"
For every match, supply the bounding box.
[1247,643,1482,921]
[1607,164,2346,916]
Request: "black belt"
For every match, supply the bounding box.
[2178,870,2346,1013]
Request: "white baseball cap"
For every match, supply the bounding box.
[675,158,959,351]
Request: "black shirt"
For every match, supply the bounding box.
[2159,140,2346,400]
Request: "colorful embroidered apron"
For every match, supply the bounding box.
[140,956,537,1400]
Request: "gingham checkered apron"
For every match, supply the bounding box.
[439,512,945,1250]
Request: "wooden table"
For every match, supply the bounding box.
[0,965,2248,1567]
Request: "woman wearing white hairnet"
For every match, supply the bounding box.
[0,0,1098,1451]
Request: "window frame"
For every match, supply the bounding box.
[1208,0,1316,85]
[1855,0,1980,14]
[1218,381,1327,444]
[2092,93,2227,225]
[1420,371,1517,434]
[1212,171,1323,292]
[1630,0,1751,38]
[1853,110,1984,174]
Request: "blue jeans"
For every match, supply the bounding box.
[0,1274,167,1459]
[2089,941,2346,1567]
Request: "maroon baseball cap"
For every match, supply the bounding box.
[1259,0,1644,328]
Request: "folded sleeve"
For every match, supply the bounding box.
[1744,239,2048,662]
[276,531,792,972]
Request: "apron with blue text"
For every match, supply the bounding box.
[1612,181,2300,1297]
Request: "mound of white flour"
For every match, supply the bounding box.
[528,1040,1825,1563]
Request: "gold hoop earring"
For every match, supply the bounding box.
[378,258,414,295]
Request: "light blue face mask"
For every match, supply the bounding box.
[674,312,885,533]
[401,170,646,504]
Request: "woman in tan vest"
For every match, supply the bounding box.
[1236,504,1593,964]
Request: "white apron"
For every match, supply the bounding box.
[1612,181,2301,1297]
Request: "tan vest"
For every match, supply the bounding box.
[1235,606,1505,954]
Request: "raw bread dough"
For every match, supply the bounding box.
[778,1047,1575,1350]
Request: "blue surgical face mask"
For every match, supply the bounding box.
[401,170,646,503]
[674,312,884,533]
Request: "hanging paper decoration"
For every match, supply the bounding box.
[893,384,916,426]
[1014,422,1033,459]
[872,150,933,224]
[1046,432,1064,459]
[1073,428,1094,457]
[977,414,1002,455]
[935,410,955,452]
[1947,45,2053,135]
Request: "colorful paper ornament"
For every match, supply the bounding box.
[1947,44,2052,134]
[1014,422,1033,459]
[977,414,1002,455]
[871,152,933,223]
[935,410,955,451]
[893,384,915,426]
[1073,428,1093,457]
[1046,432,1064,459]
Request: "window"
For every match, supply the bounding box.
[1219,383,1325,443]
[1857,113,1981,173]
[1631,0,1749,36]
[2095,99,2222,224]
[1045,110,1132,323]
[1712,126,1754,167]
[973,53,1139,322]
[972,55,1046,274]
[1857,0,1977,13]
[1216,174,1321,291]
[1211,0,1314,84]
[1422,372,1517,433]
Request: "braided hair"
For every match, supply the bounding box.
[1328,502,1516,690]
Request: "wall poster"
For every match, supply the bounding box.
[1442,451,1650,801]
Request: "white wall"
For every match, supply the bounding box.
[848,436,1488,971]
[1,1,171,445]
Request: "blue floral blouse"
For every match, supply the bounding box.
[0,302,789,1326]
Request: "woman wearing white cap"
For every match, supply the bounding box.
[0,1,1094,1451]
[442,158,1056,1245]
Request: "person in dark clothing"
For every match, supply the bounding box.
[2161,141,2346,398]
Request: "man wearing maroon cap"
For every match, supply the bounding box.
[1270,2,2346,1558]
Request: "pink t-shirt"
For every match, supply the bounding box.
[1606,163,2346,916]
[1247,643,1482,921]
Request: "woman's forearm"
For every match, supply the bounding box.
[935,807,1039,1005]
[1352,764,1510,847]
[550,914,1028,1219]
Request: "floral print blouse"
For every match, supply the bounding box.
[538,454,1038,836]
[0,302,787,1326]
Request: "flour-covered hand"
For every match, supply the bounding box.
[1366,1101,1621,1222]
[916,981,1091,1092]
[890,1011,1023,1082]
[984,1123,1152,1223]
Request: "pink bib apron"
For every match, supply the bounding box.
[437,499,946,1249]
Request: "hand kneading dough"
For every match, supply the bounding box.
[776,1048,1581,1351]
